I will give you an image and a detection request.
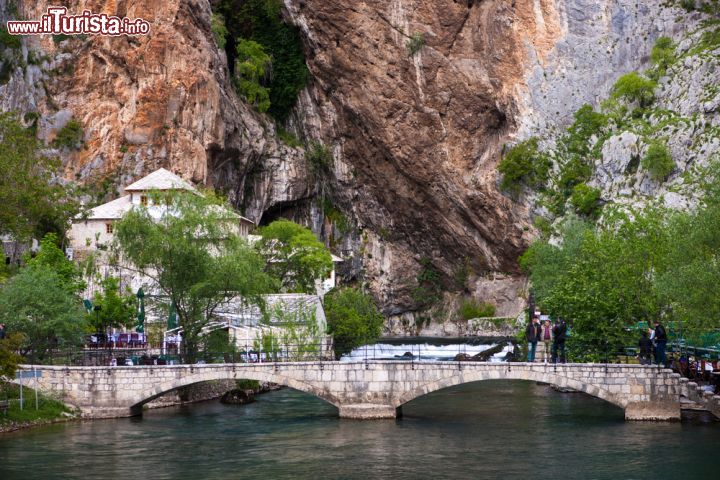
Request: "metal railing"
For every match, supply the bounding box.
[21,339,707,367]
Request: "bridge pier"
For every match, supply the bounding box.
[338,404,397,419]
[625,400,681,421]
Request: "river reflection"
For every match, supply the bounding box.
[1,381,718,480]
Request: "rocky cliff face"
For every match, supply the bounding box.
[1,0,311,216]
[1,0,714,331]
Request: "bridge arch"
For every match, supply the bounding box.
[393,368,627,411]
[128,369,340,414]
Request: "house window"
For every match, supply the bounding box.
[106,223,114,234]
[140,195,149,206]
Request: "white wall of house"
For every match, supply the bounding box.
[69,219,115,253]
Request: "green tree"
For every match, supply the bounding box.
[521,208,670,358]
[612,72,657,108]
[641,141,674,181]
[113,191,276,360]
[211,12,229,49]
[324,287,384,359]
[235,39,272,112]
[0,265,86,361]
[0,113,79,241]
[215,0,309,121]
[86,277,135,332]
[650,36,676,77]
[569,183,602,217]
[0,332,25,379]
[257,219,332,293]
[27,233,85,294]
[656,182,720,339]
[498,137,552,195]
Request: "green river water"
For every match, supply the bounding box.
[1,380,718,479]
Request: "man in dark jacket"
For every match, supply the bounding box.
[653,320,668,367]
[525,317,541,362]
[551,318,567,364]
[0,323,5,340]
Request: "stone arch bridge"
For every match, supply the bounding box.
[17,361,708,421]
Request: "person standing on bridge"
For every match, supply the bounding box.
[526,316,541,362]
[638,330,653,365]
[653,320,668,367]
[551,318,567,364]
[538,319,553,363]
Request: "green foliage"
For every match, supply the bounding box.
[498,138,552,194]
[459,298,496,320]
[27,233,85,294]
[0,381,73,426]
[0,26,21,50]
[650,37,676,78]
[522,207,671,358]
[53,119,83,150]
[564,104,608,158]
[216,0,309,121]
[412,257,443,309]
[0,113,79,241]
[0,333,24,380]
[257,219,332,293]
[324,287,384,359]
[569,184,602,217]
[234,39,272,112]
[305,142,332,176]
[680,0,696,11]
[52,34,72,45]
[406,32,425,56]
[323,198,350,234]
[211,13,229,49]
[612,72,657,108]
[642,141,675,181]
[277,126,302,147]
[86,277,135,332]
[0,265,86,361]
[113,191,275,360]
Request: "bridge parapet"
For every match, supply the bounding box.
[16,362,684,421]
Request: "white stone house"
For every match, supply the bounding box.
[68,168,255,257]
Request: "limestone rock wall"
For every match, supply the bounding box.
[1,0,713,328]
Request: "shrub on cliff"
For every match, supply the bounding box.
[570,184,602,217]
[324,287,384,359]
[459,298,496,320]
[234,39,272,112]
[642,141,674,181]
[216,0,309,121]
[53,119,84,150]
[498,137,552,195]
[612,72,657,108]
[650,37,676,78]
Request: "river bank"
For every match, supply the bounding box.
[0,382,78,434]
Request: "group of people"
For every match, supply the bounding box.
[638,320,668,366]
[525,316,567,363]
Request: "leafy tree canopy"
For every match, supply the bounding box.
[324,287,384,359]
[113,191,276,360]
[27,233,85,294]
[0,113,79,241]
[257,219,332,294]
[86,276,136,333]
[0,265,85,361]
